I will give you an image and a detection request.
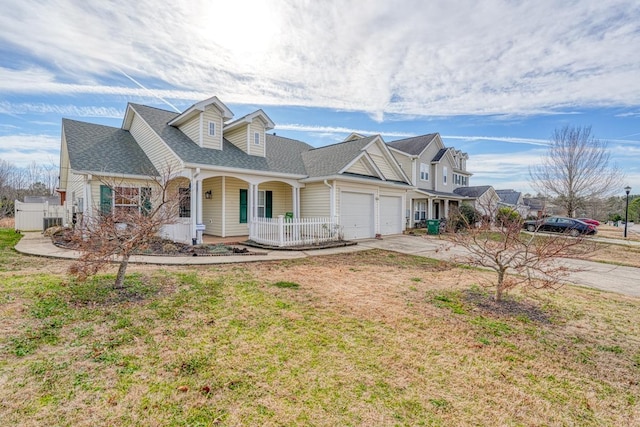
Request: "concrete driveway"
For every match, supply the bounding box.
[356,235,640,298]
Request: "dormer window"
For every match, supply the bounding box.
[208,122,216,136]
[254,132,260,145]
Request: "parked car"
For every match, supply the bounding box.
[577,218,600,226]
[522,216,597,237]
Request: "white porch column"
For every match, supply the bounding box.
[248,183,256,238]
[427,198,433,219]
[292,186,300,218]
[196,178,203,243]
[444,199,449,218]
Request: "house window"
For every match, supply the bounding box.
[254,132,260,145]
[179,187,191,218]
[414,201,426,221]
[208,121,216,136]
[443,166,448,185]
[257,190,273,218]
[100,185,152,217]
[420,163,429,181]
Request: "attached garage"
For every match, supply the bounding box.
[340,191,375,240]
[379,195,403,235]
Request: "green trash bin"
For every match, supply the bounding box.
[427,219,440,235]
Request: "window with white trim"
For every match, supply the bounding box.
[443,166,448,185]
[254,132,260,145]
[414,201,426,221]
[179,187,191,218]
[420,163,429,181]
[208,121,216,136]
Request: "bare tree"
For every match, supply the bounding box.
[68,168,184,289]
[530,125,623,218]
[446,203,594,302]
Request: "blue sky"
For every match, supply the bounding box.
[1,0,639,195]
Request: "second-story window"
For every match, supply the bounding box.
[208,122,216,136]
[254,132,260,145]
[443,166,448,185]
[420,163,429,181]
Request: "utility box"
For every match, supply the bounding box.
[427,219,440,235]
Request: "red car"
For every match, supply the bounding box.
[577,218,600,226]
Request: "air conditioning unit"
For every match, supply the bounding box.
[43,217,63,230]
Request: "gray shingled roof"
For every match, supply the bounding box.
[62,119,158,176]
[453,185,492,198]
[495,189,522,205]
[387,133,437,155]
[432,148,449,162]
[65,103,410,182]
[302,135,378,177]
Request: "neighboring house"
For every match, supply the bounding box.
[523,197,545,219]
[453,185,499,219]
[495,189,529,217]
[387,134,472,227]
[57,96,413,245]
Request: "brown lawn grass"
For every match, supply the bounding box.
[1,229,640,426]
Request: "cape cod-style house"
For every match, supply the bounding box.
[57,96,473,246]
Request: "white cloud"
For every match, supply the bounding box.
[0,101,124,118]
[0,1,639,118]
[276,124,415,139]
[0,134,60,167]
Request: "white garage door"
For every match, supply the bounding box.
[340,192,374,240]
[379,195,403,235]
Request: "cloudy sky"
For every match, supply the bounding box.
[1,0,639,195]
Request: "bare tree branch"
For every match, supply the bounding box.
[530,125,623,217]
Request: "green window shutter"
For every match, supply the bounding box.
[239,189,247,223]
[100,185,112,215]
[265,190,273,218]
[141,187,152,216]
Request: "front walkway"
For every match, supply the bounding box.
[13,232,640,297]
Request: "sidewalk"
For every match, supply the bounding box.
[13,232,368,265]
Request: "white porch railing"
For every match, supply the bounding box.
[250,216,341,247]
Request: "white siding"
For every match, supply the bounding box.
[129,113,182,172]
[300,182,330,217]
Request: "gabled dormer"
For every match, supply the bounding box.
[223,109,275,157]
[167,96,234,150]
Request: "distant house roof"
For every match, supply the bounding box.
[453,185,493,198]
[386,133,438,156]
[495,189,522,206]
[523,197,545,210]
[62,118,158,176]
[302,135,379,178]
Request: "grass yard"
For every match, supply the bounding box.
[1,228,640,426]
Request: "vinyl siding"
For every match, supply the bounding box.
[224,177,249,236]
[224,126,248,153]
[258,181,292,217]
[202,176,223,236]
[202,106,223,150]
[129,113,182,172]
[391,151,413,184]
[345,158,373,176]
[300,182,330,217]
[369,153,402,181]
[178,115,200,145]
[249,119,266,157]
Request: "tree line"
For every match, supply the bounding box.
[0,159,58,218]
